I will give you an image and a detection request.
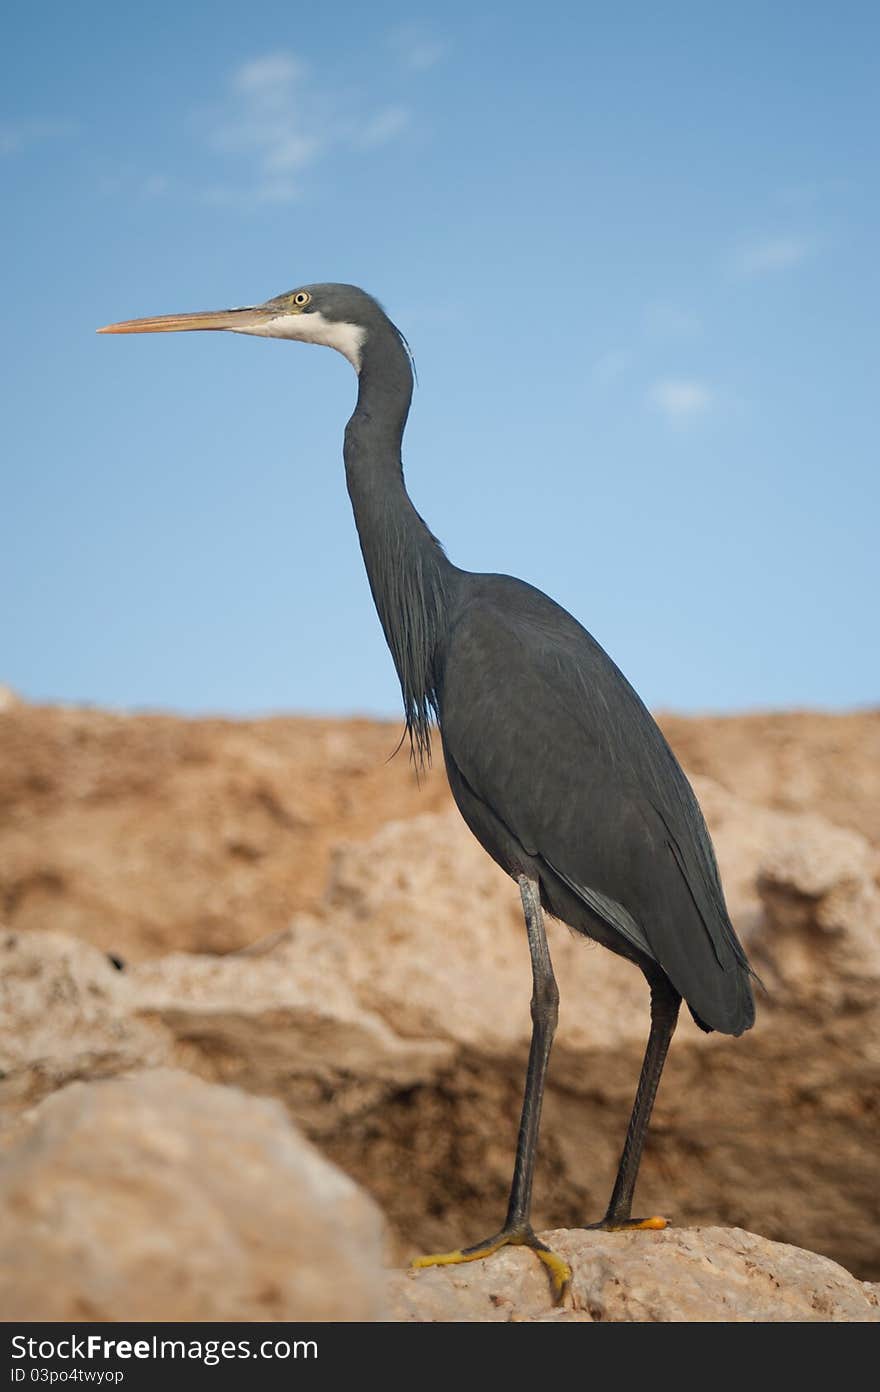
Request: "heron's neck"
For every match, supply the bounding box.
[343,324,453,764]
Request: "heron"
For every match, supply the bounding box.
[98,283,755,1302]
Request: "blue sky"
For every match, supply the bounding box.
[3,2,878,718]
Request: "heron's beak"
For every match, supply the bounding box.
[96,305,279,335]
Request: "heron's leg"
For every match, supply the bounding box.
[412,874,571,1303]
[586,972,680,1232]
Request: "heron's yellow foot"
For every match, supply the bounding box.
[412,1227,571,1305]
[585,1214,668,1232]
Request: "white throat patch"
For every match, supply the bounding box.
[238,309,366,372]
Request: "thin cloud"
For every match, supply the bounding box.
[591,349,631,389]
[140,174,170,199]
[390,24,450,71]
[732,235,813,277]
[592,304,701,396]
[234,53,306,96]
[0,117,76,157]
[201,51,411,204]
[773,179,849,211]
[643,301,702,341]
[354,106,410,150]
[648,378,714,423]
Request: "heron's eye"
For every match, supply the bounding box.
[293,291,311,308]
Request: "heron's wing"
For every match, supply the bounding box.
[438,577,753,1033]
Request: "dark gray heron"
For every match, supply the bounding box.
[98,283,755,1301]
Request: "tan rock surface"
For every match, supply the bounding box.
[0,706,449,959]
[271,797,880,1283]
[0,930,171,1116]
[389,1227,880,1322]
[0,1069,386,1321]
[1,701,878,1294]
[118,795,879,1282]
[131,943,453,1135]
[2,787,878,1281]
[660,709,880,846]
[1,703,876,963]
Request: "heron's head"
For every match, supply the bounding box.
[97,283,396,374]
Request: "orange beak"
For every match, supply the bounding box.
[96,306,277,335]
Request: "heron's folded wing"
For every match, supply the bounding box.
[439,588,751,998]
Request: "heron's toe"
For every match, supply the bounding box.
[412,1230,510,1273]
[531,1239,572,1302]
[411,1227,571,1305]
[585,1214,669,1232]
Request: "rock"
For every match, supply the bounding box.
[660,709,880,847]
[131,946,453,1136]
[755,823,880,1009]
[693,773,880,991]
[313,810,651,1055]
[0,1069,386,1321]
[0,705,450,960]
[1,705,879,1285]
[120,795,878,1286]
[1,702,876,963]
[389,1227,880,1322]
[0,931,171,1115]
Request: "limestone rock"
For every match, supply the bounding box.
[309,810,651,1054]
[116,794,880,1284]
[660,709,880,846]
[686,776,880,1023]
[1,702,876,964]
[755,821,880,1009]
[131,947,453,1135]
[0,704,450,959]
[1,704,878,1287]
[0,930,171,1113]
[389,1227,880,1322]
[0,1069,386,1321]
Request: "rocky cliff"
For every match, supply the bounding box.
[1,697,878,1317]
